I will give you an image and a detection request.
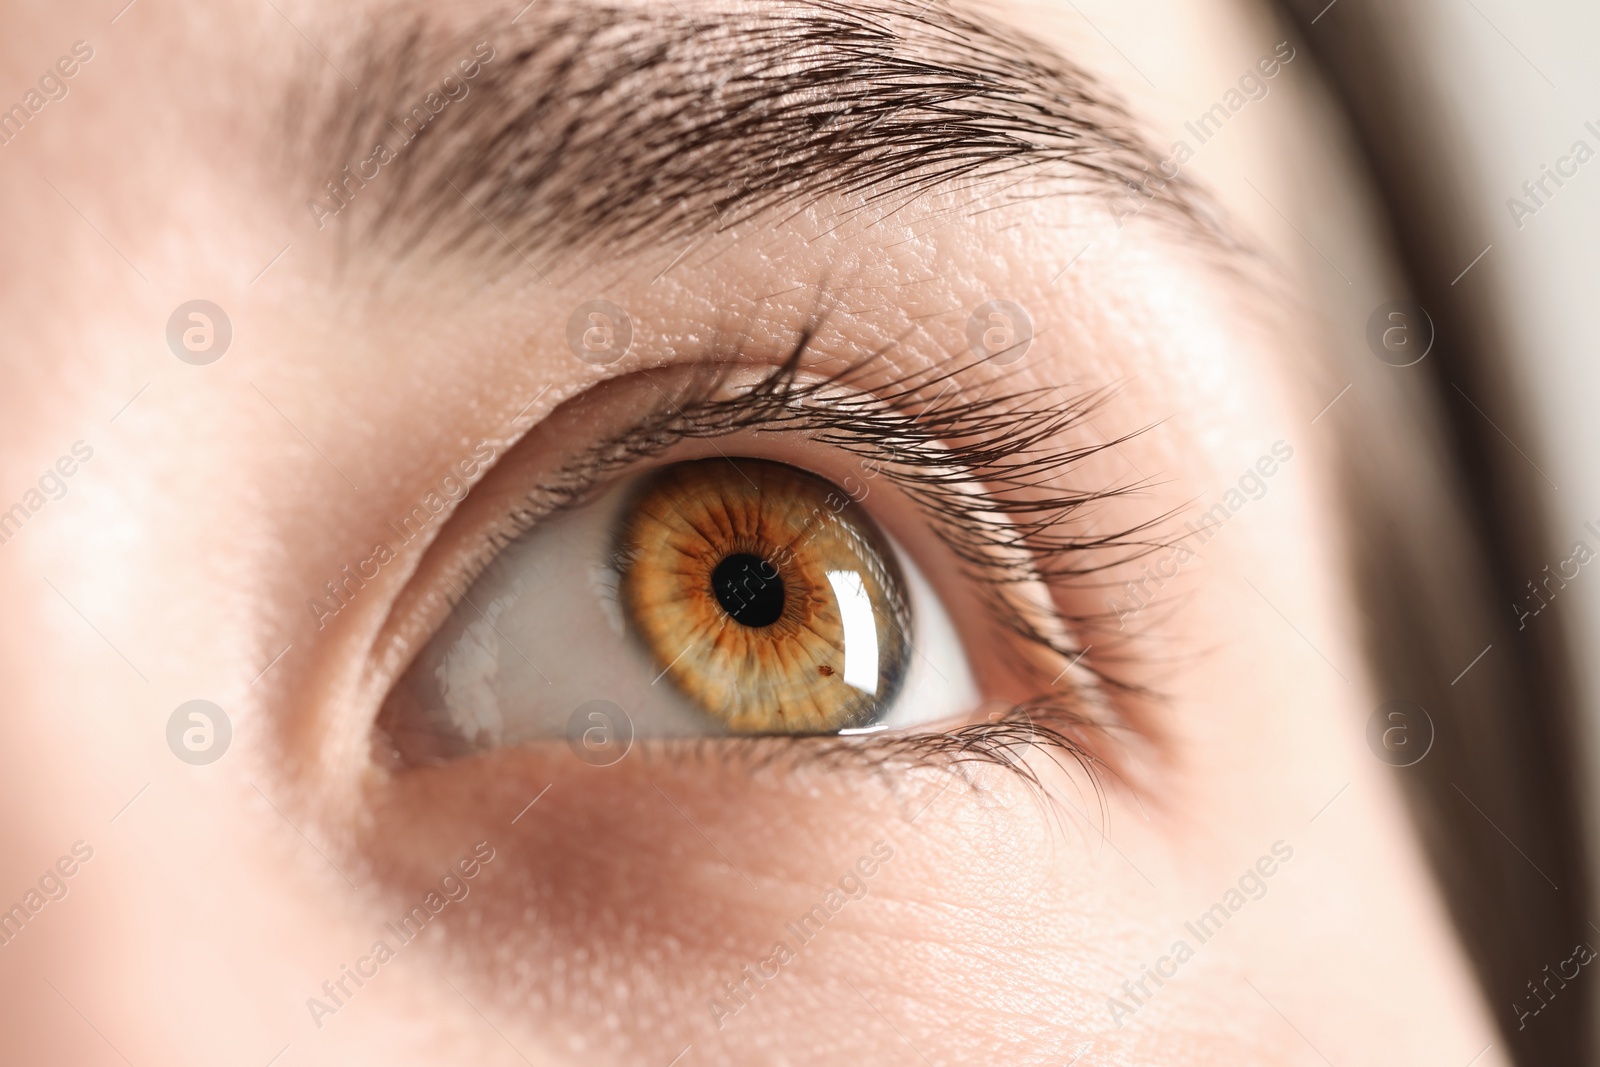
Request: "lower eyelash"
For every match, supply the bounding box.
[628,697,1116,811]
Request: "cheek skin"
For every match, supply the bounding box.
[356,746,1200,1064]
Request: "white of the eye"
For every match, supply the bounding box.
[826,569,880,695]
[869,537,978,732]
[439,600,509,749]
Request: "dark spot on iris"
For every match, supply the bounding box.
[711,553,785,627]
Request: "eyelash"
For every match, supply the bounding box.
[432,324,1153,787]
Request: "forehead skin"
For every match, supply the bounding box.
[0,1,1501,1065]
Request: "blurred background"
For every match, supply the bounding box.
[1289,0,1600,1041]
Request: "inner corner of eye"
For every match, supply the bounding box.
[375,455,978,767]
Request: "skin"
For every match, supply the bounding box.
[0,0,1506,1064]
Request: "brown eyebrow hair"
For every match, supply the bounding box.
[285,0,1225,271]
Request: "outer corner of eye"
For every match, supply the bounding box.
[373,453,980,767]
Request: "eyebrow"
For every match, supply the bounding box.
[291,0,1221,268]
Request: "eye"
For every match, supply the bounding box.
[377,454,977,765]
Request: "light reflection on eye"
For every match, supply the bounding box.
[376,455,976,766]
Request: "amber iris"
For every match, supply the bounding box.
[616,458,910,733]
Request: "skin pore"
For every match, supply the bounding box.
[0,0,1506,1064]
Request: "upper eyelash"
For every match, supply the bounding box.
[499,324,1167,689]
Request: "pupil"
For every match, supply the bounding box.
[711,553,785,628]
